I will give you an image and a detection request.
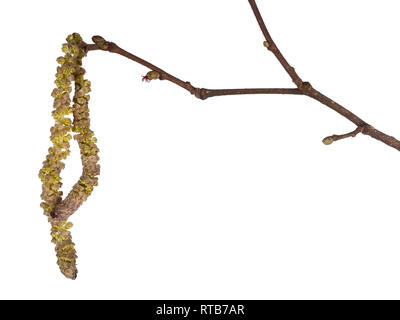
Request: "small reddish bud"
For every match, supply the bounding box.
[142,70,160,83]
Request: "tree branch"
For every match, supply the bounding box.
[80,2,400,156]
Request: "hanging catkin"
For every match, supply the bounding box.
[39,33,100,279]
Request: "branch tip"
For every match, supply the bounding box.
[322,136,334,145]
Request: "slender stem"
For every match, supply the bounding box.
[323,127,364,145]
[198,88,302,98]
[85,42,300,100]
[248,0,303,88]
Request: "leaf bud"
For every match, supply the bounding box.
[92,35,109,50]
[322,136,334,145]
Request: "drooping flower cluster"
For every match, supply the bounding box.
[39,33,100,279]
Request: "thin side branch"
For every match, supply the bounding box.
[322,127,364,145]
[84,41,300,100]
[248,0,303,88]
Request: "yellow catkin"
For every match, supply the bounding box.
[40,33,94,280]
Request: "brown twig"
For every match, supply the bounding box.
[248,0,303,89]
[80,1,400,157]
[85,41,300,100]
[322,127,364,145]
[200,88,302,98]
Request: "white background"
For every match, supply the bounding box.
[1,0,400,299]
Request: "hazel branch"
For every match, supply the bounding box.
[42,1,400,280]
[85,4,400,155]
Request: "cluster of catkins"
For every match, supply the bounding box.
[39,33,100,279]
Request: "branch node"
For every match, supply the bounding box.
[198,88,209,100]
[300,81,313,94]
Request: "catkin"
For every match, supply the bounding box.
[39,33,100,279]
